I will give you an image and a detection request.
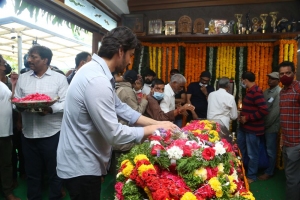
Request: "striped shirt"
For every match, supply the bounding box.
[14,68,69,138]
[241,85,268,135]
[279,80,300,147]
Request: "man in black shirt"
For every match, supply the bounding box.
[187,71,215,120]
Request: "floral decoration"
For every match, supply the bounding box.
[115,120,255,200]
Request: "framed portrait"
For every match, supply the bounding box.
[122,14,144,33]
[213,19,227,34]
[148,19,162,35]
[165,21,176,35]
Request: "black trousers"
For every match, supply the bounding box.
[64,175,102,200]
[22,132,62,200]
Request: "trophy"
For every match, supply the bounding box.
[252,17,259,33]
[235,14,243,34]
[269,12,278,33]
[260,14,268,33]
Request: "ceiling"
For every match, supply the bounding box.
[0,17,92,68]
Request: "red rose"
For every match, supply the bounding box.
[206,167,218,179]
[195,184,215,199]
[221,138,232,152]
[202,147,216,160]
[183,145,192,157]
[148,135,162,141]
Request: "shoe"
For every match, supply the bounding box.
[6,194,21,200]
[258,173,272,180]
[247,177,255,184]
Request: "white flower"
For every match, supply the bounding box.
[214,142,226,156]
[153,129,161,136]
[150,140,161,147]
[125,179,132,184]
[167,146,183,160]
[116,172,122,178]
[232,169,238,181]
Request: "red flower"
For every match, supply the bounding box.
[151,144,164,156]
[196,134,209,141]
[206,167,218,180]
[195,184,215,199]
[148,135,162,141]
[202,147,216,160]
[183,146,192,157]
[152,188,170,200]
[221,138,233,152]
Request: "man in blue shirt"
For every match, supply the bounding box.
[56,26,176,199]
[187,71,215,120]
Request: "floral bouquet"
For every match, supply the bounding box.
[115,120,255,200]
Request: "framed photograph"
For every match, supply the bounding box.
[122,14,144,33]
[214,19,227,34]
[148,19,162,35]
[165,21,176,35]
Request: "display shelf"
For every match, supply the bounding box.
[138,32,300,43]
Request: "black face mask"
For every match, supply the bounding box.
[144,79,152,84]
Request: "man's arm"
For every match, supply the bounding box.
[230,97,238,120]
[160,94,171,113]
[50,76,69,113]
[186,94,192,104]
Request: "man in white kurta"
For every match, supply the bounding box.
[207,77,238,130]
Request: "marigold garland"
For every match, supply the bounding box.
[157,47,162,79]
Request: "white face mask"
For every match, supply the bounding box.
[133,89,142,93]
[199,82,207,87]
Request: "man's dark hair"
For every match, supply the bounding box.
[242,71,255,82]
[98,26,139,59]
[75,52,91,69]
[150,78,165,88]
[144,69,156,77]
[278,61,295,72]
[200,71,211,78]
[28,45,53,66]
[170,69,180,75]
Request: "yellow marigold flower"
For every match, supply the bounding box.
[144,187,153,200]
[216,189,223,198]
[137,164,155,176]
[121,159,130,166]
[134,154,149,164]
[241,191,255,200]
[180,192,197,200]
[194,167,207,180]
[228,176,237,193]
[209,130,220,143]
[208,177,222,192]
[217,163,224,175]
[193,130,201,135]
[122,161,134,178]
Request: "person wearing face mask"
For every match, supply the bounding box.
[237,71,268,184]
[116,69,148,124]
[187,71,215,120]
[207,77,238,130]
[278,61,300,200]
[144,79,194,121]
[142,69,156,95]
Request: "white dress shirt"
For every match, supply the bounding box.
[0,82,13,137]
[14,68,68,138]
[207,88,238,130]
[160,83,175,113]
[57,54,144,179]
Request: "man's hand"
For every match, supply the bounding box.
[200,86,208,96]
[38,107,53,116]
[239,116,247,124]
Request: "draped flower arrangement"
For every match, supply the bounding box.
[115,120,255,200]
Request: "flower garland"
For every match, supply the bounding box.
[162,47,167,81]
[168,47,173,82]
[115,120,255,200]
[157,47,162,79]
[208,47,214,76]
[149,46,153,71]
[138,46,144,75]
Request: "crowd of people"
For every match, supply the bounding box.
[0,26,299,200]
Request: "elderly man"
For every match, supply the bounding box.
[207,77,238,130]
[14,45,68,199]
[278,61,300,200]
[160,73,187,113]
[145,78,194,121]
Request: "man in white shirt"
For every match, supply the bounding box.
[160,74,187,113]
[142,69,156,95]
[14,45,68,200]
[0,74,20,200]
[207,77,238,130]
